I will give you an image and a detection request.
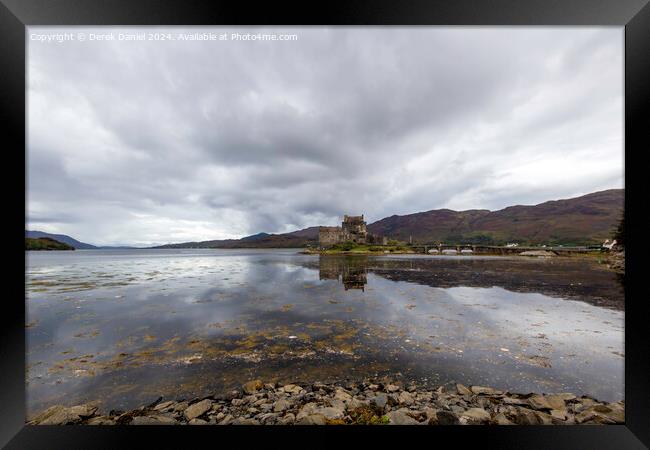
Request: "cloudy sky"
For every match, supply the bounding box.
[27,27,623,246]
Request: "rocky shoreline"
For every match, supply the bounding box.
[28,379,624,425]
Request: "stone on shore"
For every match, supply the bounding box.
[153,401,175,412]
[243,380,264,395]
[37,406,83,425]
[27,379,624,426]
[387,410,420,425]
[273,398,292,412]
[371,393,388,410]
[470,386,499,395]
[458,408,491,424]
[131,415,177,425]
[184,399,213,420]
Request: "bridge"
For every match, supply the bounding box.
[408,244,600,256]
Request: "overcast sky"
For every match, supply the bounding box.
[27,27,623,246]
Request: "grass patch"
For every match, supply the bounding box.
[349,405,389,425]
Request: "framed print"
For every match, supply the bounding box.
[1,0,649,448]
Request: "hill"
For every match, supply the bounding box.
[154,190,622,248]
[153,227,320,249]
[367,189,623,246]
[25,230,97,249]
[26,237,74,251]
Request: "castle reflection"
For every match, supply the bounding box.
[319,255,368,291]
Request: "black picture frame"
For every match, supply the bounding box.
[2,1,648,448]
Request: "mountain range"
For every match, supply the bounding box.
[154,189,623,248]
[26,189,623,249]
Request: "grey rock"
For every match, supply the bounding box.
[333,387,352,402]
[387,410,420,425]
[387,393,401,406]
[458,408,491,424]
[422,408,438,424]
[85,416,116,425]
[297,414,327,425]
[398,391,414,406]
[470,386,499,395]
[502,396,528,406]
[232,417,260,425]
[527,394,554,411]
[184,399,213,420]
[493,413,515,425]
[512,407,544,425]
[218,414,234,425]
[257,413,279,424]
[281,384,302,394]
[316,407,344,420]
[296,402,344,421]
[327,399,346,411]
[28,405,68,425]
[188,418,209,425]
[278,413,296,425]
[371,393,388,409]
[346,398,369,410]
[436,410,459,425]
[69,405,98,418]
[173,401,189,412]
[153,401,175,412]
[555,393,577,402]
[549,409,567,421]
[38,407,83,425]
[273,398,292,412]
[575,404,624,424]
[543,395,567,410]
[450,405,465,414]
[131,415,177,425]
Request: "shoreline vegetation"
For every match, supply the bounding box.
[28,379,624,426]
[25,237,74,251]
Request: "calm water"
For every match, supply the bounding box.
[26,249,624,418]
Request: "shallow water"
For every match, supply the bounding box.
[26,249,624,418]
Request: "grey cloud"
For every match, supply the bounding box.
[27,27,623,246]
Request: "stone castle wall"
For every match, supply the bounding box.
[319,226,343,247]
[319,215,387,248]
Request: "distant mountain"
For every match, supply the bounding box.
[25,237,74,251]
[367,189,623,246]
[157,190,622,248]
[153,227,320,249]
[25,230,97,249]
[240,232,271,242]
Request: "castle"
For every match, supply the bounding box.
[319,214,387,248]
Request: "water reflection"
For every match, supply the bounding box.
[309,254,624,310]
[319,256,368,291]
[26,249,624,417]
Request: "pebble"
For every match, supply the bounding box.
[27,379,623,427]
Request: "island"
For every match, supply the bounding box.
[25,237,74,251]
